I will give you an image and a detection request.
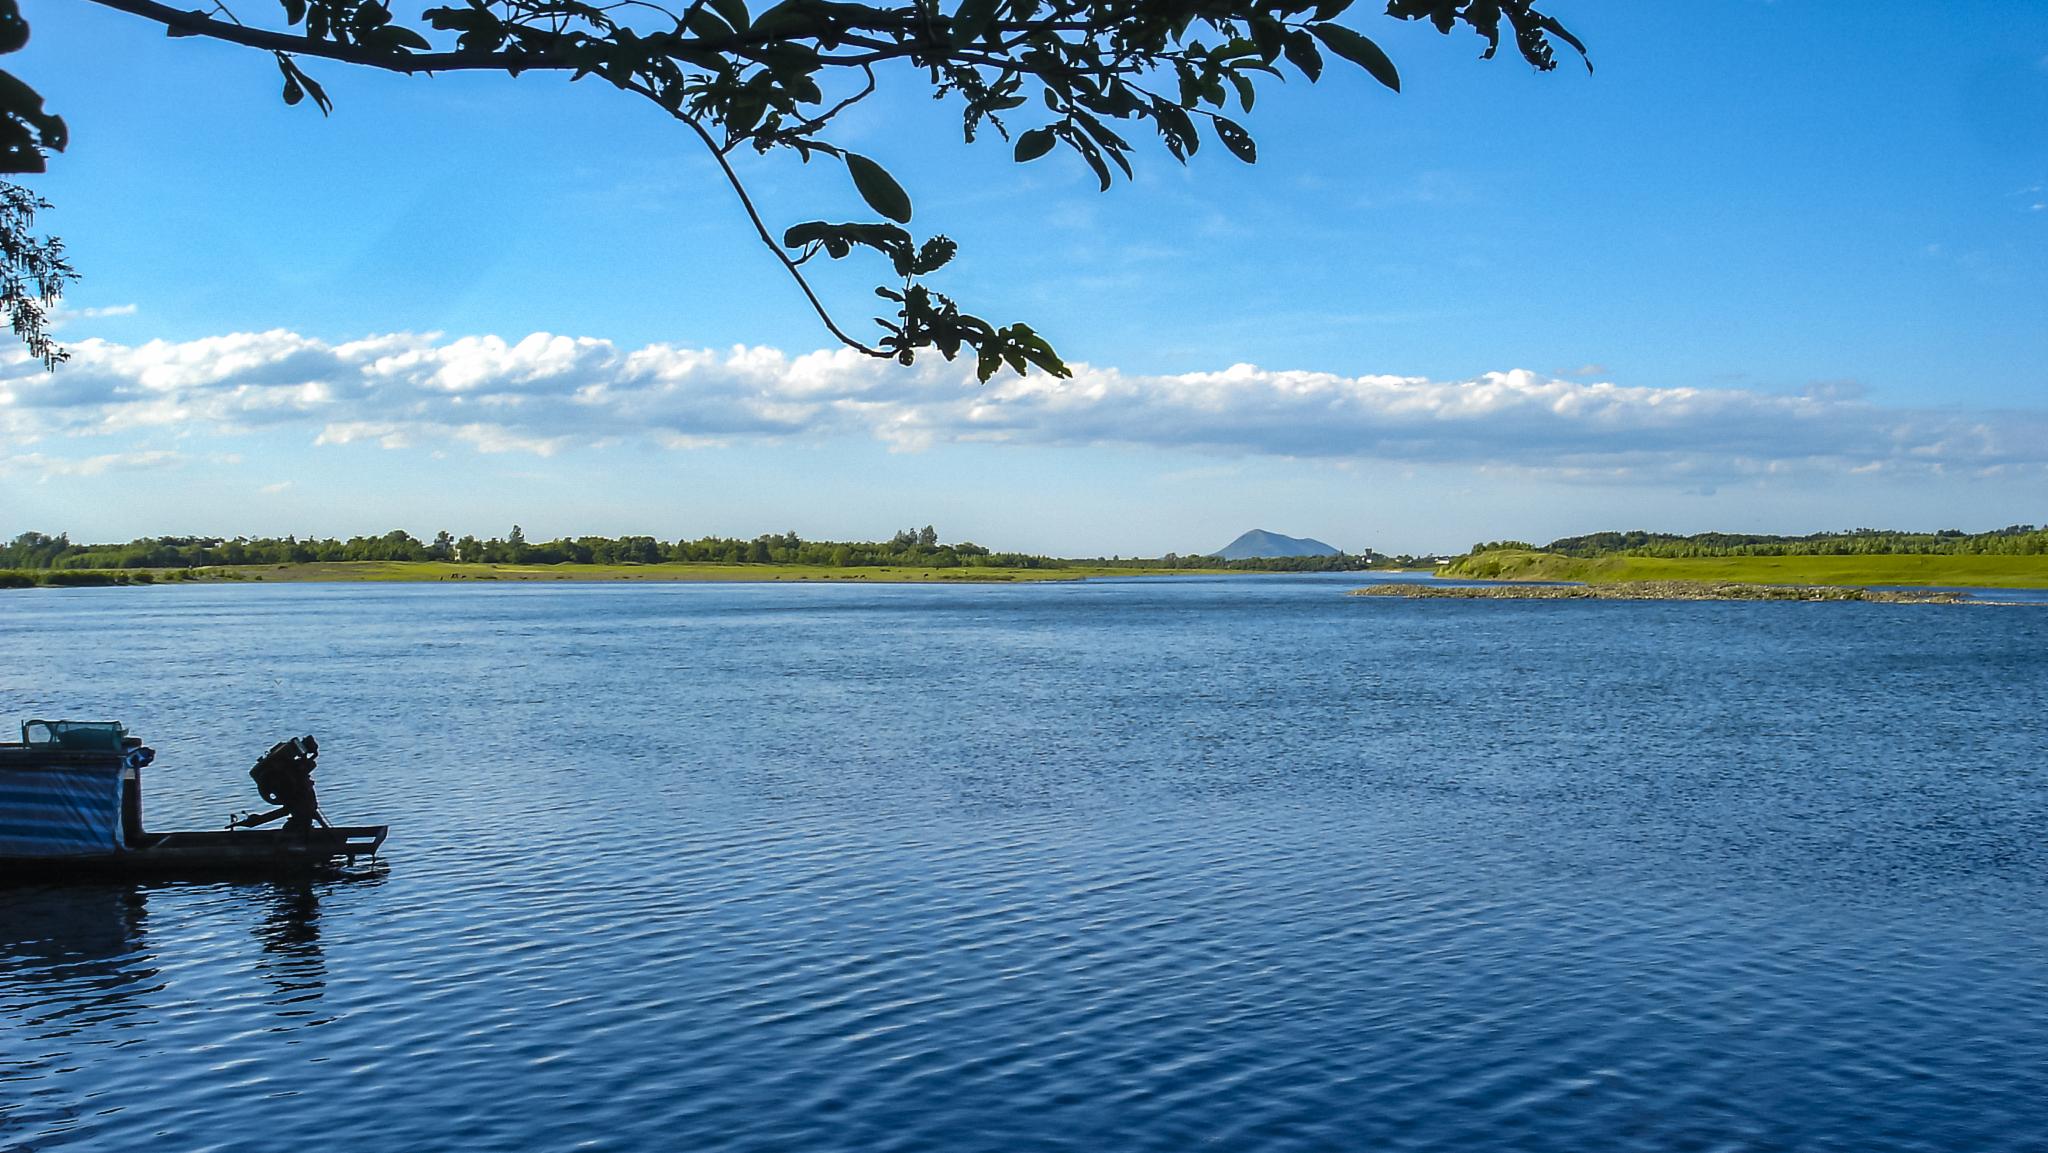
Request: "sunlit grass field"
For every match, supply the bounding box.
[1445,550,2048,590]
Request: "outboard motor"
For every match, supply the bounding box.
[233,735,324,833]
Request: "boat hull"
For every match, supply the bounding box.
[0,826,387,881]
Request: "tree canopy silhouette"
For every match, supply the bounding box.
[0,0,1582,377]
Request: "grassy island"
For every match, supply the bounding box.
[1441,531,2048,591]
[1352,581,1977,604]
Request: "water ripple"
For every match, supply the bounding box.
[3,576,2046,1152]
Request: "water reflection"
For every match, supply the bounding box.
[254,881,329,1018]
[0,885,163,1037]
[248,872,384,1023]
[0,876,375,1031]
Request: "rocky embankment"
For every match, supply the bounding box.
[1350,581,1971,604]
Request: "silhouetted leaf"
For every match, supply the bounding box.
[746,0,817,38]
[0,0,28,54]
[297,69,331,114]
[1212,115,1255,162]
[1310,23,1399,91]
[274,54,332,115]
[1228,70,1255,110]
[0,65,62,170]
[1073,112,1131,179]
[390,26,431,50]
[708,0,751,32]
[913,235,957,274]
[1150,99,1198,155]
[1013,126,1055,161]
[845,152,912,222]
[952,0,1001,44]
[1248,16,1283,62]
[1282,30,1322,82]
[782,220,913,264]
[1069,130,1112,189]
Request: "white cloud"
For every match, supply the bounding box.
[46,302,140,331]
[4,330,2046,485]
[0,449,185,480]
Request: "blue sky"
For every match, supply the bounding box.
[3,0,2045,555]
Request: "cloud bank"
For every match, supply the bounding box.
[3,329,2042,483]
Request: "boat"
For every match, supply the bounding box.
[1,719,386,881]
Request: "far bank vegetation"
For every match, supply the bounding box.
[1447,526,2048,590]
[0,527,1389,586]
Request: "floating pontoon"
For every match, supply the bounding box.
[0,720,385,880]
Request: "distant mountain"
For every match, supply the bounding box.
[1210,529,1341,559]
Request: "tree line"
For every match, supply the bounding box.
[1503,526,2048,559]
[1,528,1385,572]
[0,526,996,569]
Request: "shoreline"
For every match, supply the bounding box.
[1350,580,1984,604]
[1439,549,2048,590]
[0,560,1279,587]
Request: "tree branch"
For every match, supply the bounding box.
[85,0,1145,75]
[649,95,889,360]
[85,0,901,360]
[60,0,1584,379]
[85,0,566,70]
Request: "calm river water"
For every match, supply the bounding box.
[4,574,2046,1152]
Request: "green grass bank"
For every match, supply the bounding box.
[1443,550,2048,590]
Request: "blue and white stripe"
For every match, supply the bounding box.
[0,766,124,857]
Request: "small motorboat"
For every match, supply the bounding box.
[0,719,386,881]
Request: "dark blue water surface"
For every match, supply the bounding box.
[4,574,2047,1153]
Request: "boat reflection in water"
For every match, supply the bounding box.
[0,876,375,1018]
[0,884,163,1037]
[251,875,384,1020]
[0,876,378,1141]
